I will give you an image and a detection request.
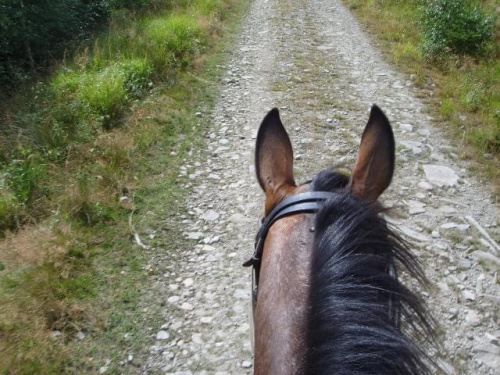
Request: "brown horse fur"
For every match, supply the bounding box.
[252,106,436,374]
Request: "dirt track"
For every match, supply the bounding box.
[142,0,500,373]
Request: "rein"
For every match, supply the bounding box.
[243,191,336,307]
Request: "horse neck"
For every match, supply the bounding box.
[254,214,315,375]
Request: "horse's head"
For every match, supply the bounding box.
[250,106,433,374]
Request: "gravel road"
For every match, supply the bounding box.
[142,0,500,373]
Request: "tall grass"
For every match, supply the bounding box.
[0,3,216,231]
[0,0,243,372]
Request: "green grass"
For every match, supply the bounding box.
[343,0,500,191]
[0,0,249,372]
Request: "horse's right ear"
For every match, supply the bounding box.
[349,105,395,201]
[255,108,295,196]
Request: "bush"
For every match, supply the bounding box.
[0,0,152,89]
[145,15,205,59]
[51,59,152,130]
[422,0,496,60]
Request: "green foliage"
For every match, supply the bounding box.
[52,59,152,129]
[3,149,46,204]
[145,15,205,59]
[121,59,153,98]
[0,190,20,231]
[195,0,224,16]
[421,0,496,60]
[0,0,153,89]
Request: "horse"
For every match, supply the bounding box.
[244,105,437,374]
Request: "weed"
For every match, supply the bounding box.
[439,99,455,119]
[121,59,153,98]
[145,14,205,64]
[0,190,20,231]
[195,0,224,16]
[3,149,46,204]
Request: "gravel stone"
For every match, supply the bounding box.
[140,0,500,373]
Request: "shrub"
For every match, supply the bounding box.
[52,60,152,130]
[421,0,496,60]
[79,68,128,128]
[145,15,204,59]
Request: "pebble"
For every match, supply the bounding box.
[180,302,194,311]
[399,123,414,132]
[466,310,482,326]
[241,361,253,369]
[418,181,433,190]
[202,210,220,222]
[156,331,170,340]
[423,165,459,186]
[200,317,213,324]
[462,290,476,301]
[167,296,180,304]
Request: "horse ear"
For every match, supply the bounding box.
[350,105,395,201]
[255,108,295,195]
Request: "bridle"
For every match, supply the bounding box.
[243,190,400,326]
[243,191,336,309]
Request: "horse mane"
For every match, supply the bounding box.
[304,170,437,375]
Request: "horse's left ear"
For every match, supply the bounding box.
[255,108,296,196]
[349,105,395,201]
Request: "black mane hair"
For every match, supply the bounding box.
[305,170,437,375]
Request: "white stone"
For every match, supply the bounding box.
[200,316,213,324]
[185,232,203,240]
[167,296,180,304]
[180,302,194,310]
[462,290,476,301]
[475,343,500,369]
[399,123,414,132]
[202,210,220,222]
[423,165,459,187]
[465,310,482,326]
[241,361,253,369]
[471,251,500,267]
[156,330,170,340]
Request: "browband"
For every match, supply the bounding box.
[243,191,336,268]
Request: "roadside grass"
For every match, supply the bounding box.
[343,0,500,194]
[0,0,249,373]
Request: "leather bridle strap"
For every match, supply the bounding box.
[243,191,336,269]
